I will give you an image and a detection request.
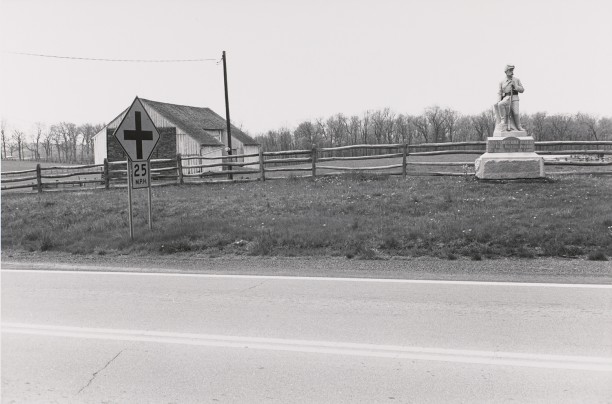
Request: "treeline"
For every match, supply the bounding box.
[1,121,105,163]
[255,106,612,152]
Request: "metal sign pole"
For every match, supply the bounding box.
[127,158,134,240]
[147,161,152,230]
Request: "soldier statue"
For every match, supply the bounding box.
[493,64,524,131]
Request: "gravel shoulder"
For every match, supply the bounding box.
[2,250,611,284]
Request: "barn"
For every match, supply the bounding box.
[93,98,259,172]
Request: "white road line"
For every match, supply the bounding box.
[2,267,611,288]
[3,323,612,371]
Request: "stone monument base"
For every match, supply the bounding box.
[475,152,544,179]
[475,133,545,179]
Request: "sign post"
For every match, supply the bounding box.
[127,160,134,240]
[130,160,152,230]
[113,97,161,239]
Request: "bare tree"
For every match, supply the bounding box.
[360,111,371,144]
[425,106,446,143]
[549,114,574,140]
[294,121,319,149]
[78,123,103,162]
[61,122,79,162]
[470,110,496,141]
[25,122,44,160]
[395,114,416,145]
[42,129,53,161]
[277,127,293,151]
[575,113,605,141]
[326,114,349,147]
[525,112,548,141]
[371,110,385,144]
[315,118,329,147]
[347,116,361,146]
[1,119,7,158]
[599,117,612,140]
[50,125,64,162]
[12,129,25,160]
[441,108,459,142]
[412,114,429,143]
[453,116,473,142]
[371,108,396,144]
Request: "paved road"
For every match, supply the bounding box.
[2,266,612,403]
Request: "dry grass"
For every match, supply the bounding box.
[2,173,612,260]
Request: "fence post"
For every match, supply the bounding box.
[104,158,110,189]
[259,148,266,181]
[311,145,317,178]
[402,144,408,178]
[176,153,184,185]
[36,164,42,193]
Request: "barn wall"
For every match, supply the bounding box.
[176,133,201,156]
[243,145,260,168]
[93,127,107,165]
[106,127,126,162]
[197,147,224,173]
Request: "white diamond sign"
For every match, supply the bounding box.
[113,97,160,161]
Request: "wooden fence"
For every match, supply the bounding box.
[2,140,612,192]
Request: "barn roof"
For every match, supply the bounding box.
[141,99,258,146]
[103,98,258,146]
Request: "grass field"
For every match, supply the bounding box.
[2,173,611,260]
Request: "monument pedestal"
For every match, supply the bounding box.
[475,131,544,179]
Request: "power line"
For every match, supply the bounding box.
[4,51,219,63]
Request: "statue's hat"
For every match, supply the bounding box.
[505,64,515,71]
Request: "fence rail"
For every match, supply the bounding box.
[2,140,611,192]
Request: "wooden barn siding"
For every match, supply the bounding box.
[178,133,203,174]
[107,111,126,130]
[93,127,107,165]
[243,145,260,167]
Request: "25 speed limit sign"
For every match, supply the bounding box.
[131,161,150,189]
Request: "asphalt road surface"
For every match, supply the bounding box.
[2,264,612,403]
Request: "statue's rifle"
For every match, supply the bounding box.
[506,80,514,131]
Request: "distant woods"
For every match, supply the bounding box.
[1,121,105,163]
[2,107,611,162]
[255,107,612,152]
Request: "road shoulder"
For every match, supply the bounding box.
[2,251,611,284]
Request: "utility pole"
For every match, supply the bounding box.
[222,50,233,180]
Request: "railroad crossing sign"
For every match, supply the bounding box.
[113,97,160,161]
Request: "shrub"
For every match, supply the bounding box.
[159,241,192,254]
[470,253,482,261]
[39,233,53,251]
[247,231,276,256]
[587,250,608,261]
[380,233,401,250]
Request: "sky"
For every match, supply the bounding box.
[1,0,611,137]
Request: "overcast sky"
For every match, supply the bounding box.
[1,0,611,136]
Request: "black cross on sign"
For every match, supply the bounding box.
[124,111,153,160]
